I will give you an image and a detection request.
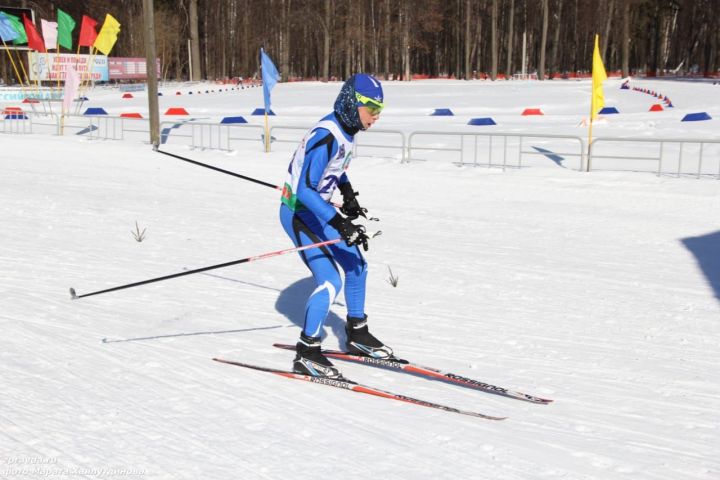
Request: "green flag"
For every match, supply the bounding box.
[1,12,27,45]
[57,8,75,50]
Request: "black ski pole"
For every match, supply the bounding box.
[155,149,366,215]
[156,149,280,190]
[70,232,381,300]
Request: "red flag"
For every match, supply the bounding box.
[22,15,46,52]
[78,15,98,47]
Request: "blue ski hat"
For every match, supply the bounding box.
[334,73,384,131]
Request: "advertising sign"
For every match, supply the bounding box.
[28,53,109,81]
[108,57,161,80]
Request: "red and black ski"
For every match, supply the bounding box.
[212,358,506,420]
[272,343,553,404]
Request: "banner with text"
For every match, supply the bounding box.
[27,53,109,81]
[109,58,161,80]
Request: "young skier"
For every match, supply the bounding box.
[279,73,393,378]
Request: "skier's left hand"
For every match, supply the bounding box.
[339,182,367,220]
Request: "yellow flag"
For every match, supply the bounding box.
[591,34,607,120]
[93,13,121,55]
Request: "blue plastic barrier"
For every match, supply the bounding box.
[681,112,712,122]
[431,108,454,116]
[84,107,108,115]
[599,107,619,114]
[467,117,496,126]
[221,116,248,124]
[252,108,276,116]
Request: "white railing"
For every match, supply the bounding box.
[158,121,265,151]
[1,114,33,134]
[408,131,586,171]
[6,112,720,180]
[589,137,720,179]
[269,125,406,161]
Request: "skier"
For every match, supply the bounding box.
[279,73,393,378]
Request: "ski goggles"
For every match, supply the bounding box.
[355,92,384,115]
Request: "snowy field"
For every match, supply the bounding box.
[1,78,719,479]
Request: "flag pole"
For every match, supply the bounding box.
[587,92,594,172]
[56,41,62,93]
[76,46,97,114]
[1,38,25,87]
[264,111,270,152]
[15,49,30,85]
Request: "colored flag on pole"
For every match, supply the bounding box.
[93,14,121,55]
[1,11,26,44]
[78,15,98,47]
[63,65,80,112]
[41,19,57,50]
[260,48,280,112]
[591,34,607,121]
[0,11,19,42]
[22,15,45,52]
[57,9,75,50]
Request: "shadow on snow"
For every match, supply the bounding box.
[681,230,720,302]
[275,276,347,344]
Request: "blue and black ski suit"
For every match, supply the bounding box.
[279,113,367,338]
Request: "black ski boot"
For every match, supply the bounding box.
[345,315,394,359]
[293,333,342,378]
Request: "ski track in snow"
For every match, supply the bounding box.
[1,79,719,479]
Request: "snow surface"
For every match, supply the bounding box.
[1,79,719,479]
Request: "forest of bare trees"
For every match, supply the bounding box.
[2,0,719,84]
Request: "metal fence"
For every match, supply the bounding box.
[4,111,719,180]
[159,121,264,151]
[589,137,720,179]
[269,125,406,161]
[407,131,586,170]
[1,114,33,134]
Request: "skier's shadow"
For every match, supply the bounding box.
[275,277,347,343]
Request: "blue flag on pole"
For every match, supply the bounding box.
[0,12,20,42]
[261,48,280,113]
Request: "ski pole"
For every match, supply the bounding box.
[156,149,279,190]
[69,232,381,300]
[155,149,371,216]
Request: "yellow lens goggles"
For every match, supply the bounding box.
[355,92,384,114]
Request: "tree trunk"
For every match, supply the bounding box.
[490,0,498,80]
[550,0,563,75]
[360,3,366,72]
[464,0,472,79]
[538,0,549,80]
[284,0,292,81]
[506,0,515,77]
[322,0,331,81]
[242,0,250,77]
[621,1,630,76]
[189,0,201,80]
[601,0,614,62]
[384,0,391,79]
[401,0,411,81]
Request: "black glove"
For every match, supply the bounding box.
[338,182,367,220]
[328,214,369,251]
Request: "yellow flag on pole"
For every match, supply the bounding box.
[591,34,607,120]
[93,14,120,55]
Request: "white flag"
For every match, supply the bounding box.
[41,19,58,50]
[63,66,80,113]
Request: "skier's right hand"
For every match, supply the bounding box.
[329,214,369,251]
